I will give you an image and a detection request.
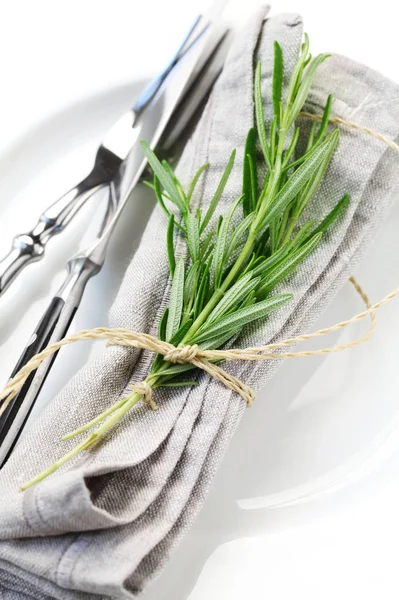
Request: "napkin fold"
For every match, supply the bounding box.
[1,5,399,599]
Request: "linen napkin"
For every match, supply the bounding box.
[1,5,399,599]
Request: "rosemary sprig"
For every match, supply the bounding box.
[22,36,349,490]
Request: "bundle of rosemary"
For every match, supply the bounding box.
[24,35,349,488]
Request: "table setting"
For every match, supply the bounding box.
[0,1,399,598]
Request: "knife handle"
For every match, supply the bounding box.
[0,254,99,466]
[0,297,74,458]
[9,297,67,380]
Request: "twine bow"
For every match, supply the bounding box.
[1,276,398,419]
[1,114,399,418]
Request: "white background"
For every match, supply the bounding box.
[0,1,399,599]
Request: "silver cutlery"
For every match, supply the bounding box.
[0,15,205,296]
[0,9,231,465]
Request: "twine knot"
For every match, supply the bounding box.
[164,343,200,364]
[0,276,384,422]
[130,381,158,411]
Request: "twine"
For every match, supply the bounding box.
[0,277,397,412]
[299,112,399,153]
[0,113,398,413]
[129,381,158,411]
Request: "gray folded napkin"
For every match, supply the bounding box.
[1,5,399,599]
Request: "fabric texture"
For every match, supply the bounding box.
[1,5,399,598]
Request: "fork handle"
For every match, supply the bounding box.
[0,179,99,296]
[0,147,120,296]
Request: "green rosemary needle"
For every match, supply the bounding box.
[21,35,350,490]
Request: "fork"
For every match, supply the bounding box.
[0,15,204,296]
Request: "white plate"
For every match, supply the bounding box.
[1,1,399,599]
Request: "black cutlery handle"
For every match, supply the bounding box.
[10,297,65,378]
[0,253,99,467]
[0,297,76,460]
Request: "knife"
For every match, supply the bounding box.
[0,13,231,465]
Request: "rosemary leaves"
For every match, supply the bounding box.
[22,35,349,489]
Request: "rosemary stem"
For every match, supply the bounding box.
[20,437,93,491]
[282,218,297,246]
[21,386,153,490]
[181,231,257,342]
[61,372,159,440]
[84,390,144,441]
[62,397,131,440]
